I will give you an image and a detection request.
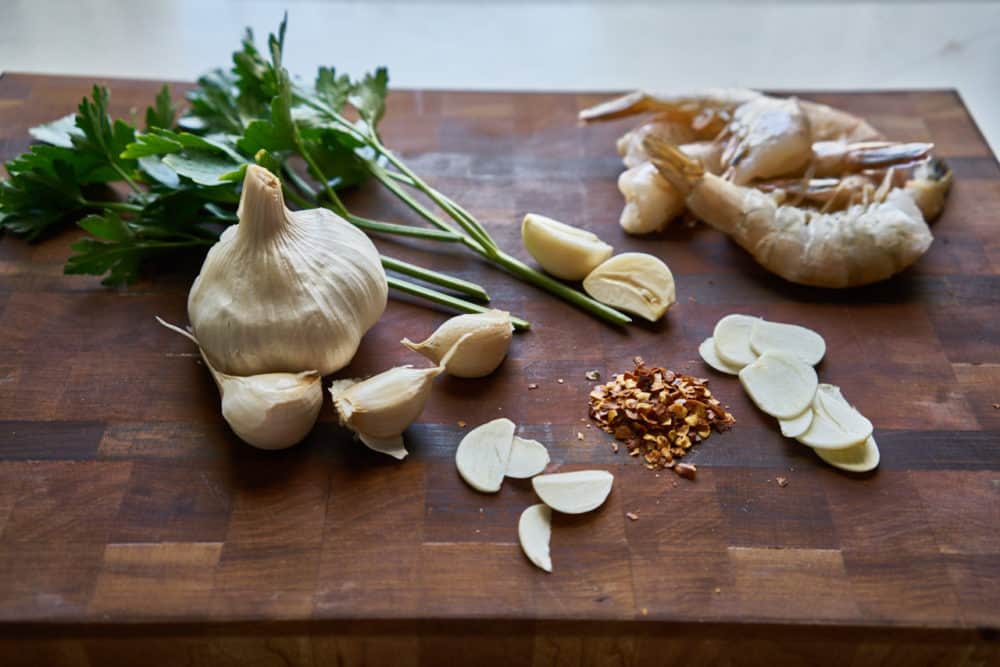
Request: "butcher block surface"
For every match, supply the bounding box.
[0,73,998,664]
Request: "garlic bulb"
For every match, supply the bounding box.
[401,309,513,378]
[188,165,387,377]
[156,318,322,450]
[329,336,468,459]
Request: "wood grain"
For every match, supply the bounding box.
[1,73,999,665]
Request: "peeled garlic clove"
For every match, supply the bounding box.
[750,319,826,366]
[506,436,550,479]
[582,253,676,322]
[779,408,814,438]
[455,418,517,493]
[739,351,818,419]
[189,165,387,377]
[156,317,322,450]
[814,435,880,472]
[532,470,614,514]
[713,314,760,367]
[518,504,553,573]
[521,213,614,281]
[698,337,742,375]
[401,309,513,378]
[797,384,873,450]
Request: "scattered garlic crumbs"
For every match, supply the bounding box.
[674,462,697,480]
[557,378,565,384]
[626,511,639,521]
[777,476,789,487]
[585,370,601,381]
[528,383,539,390]
[457,420,467,427]
[577,432,584,441]
[588,359,734,471]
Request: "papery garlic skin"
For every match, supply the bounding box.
[189,165,387,377]
[401,309,513,378]
[521,213,613,281]
[218,371,323,450]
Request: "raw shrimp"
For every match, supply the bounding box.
[617,114,699,168]
[618,162,686,234]
[643,135,939,288]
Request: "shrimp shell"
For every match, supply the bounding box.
[644,135,934,289]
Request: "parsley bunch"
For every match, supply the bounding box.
[0,16,631,327]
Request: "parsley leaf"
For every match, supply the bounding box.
[145,85,177,130]
[74,86,137,174]
[28,114,81,148]
[349,67,389,132]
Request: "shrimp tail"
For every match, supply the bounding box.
[642,134,704,194]
[579,88,761,122]
[905,157,953,221]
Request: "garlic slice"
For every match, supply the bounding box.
[506,436,550,479]
[813,435,880,472]
[401,309,513,378]
[750,319,826,366]
[532,470,614,514]
[582,253,676,322]
[698,337,743,375]
[156,317,322,450]
[779,408,814,438]
[739,351,818,419]
[518,504,553,572]
[455,418,517,492]
[713,314,759,367]
[521,213,614,281]
[796,384,873,450]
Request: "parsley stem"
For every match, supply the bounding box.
[387,276,528,330]
[382,255,489,302]
[348,216,463,243]
[111,164,146,201]
[82,200,144,213]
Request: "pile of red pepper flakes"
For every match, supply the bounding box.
[588,358,735,471]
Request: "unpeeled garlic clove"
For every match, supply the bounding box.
[582,253,676,322]
[521,213,614,281]
[532,470,614,514]
[401,309,513,378]
[156,317,322,450]
[518,504,553,572]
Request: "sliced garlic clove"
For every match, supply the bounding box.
[796,384,873,450]
[750,319,826,366]
[814,435,880,472]
[532,470,614,514]
[506,436,550,479]
[521,213,614,281]
[518,503,553,572]
[358,433,408,460]
[713,314,760,367]
[779,408,814,438]
[582,252,676,322]
[739,351,818,419]
[401,309,513,378]
[698,337,743,375]
[455,418,517,493]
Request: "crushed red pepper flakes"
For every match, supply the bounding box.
[588,359,734,471]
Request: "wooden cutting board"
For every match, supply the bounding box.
[0,73,997,666]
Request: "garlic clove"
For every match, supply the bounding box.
[401,309,513,378]
[455,418,517,493]
[532,470,614,514]
[582,253,676,322]
[796,384,873,450]
[698,337,743,375]
[156,317,322,450]
[521,213,614,281]
[518,503,553,573]
[331,365,442,441]
[813,435,880,472]
[739,351,818,419]
[713,314,760,367]
[358,433,409,461]
[506,436,550,479]
[750,319,826,366]
[188,165,387,377]
[779,408,814,438]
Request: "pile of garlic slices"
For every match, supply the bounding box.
[455,418,614,572]
[521,213,676,322]
[164,165,516,454]
[699,314,879,472]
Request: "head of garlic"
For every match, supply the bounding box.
[401,309,513,378]
[330,334,469,459]
[156,318,322,450]
[188,165,388,377]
